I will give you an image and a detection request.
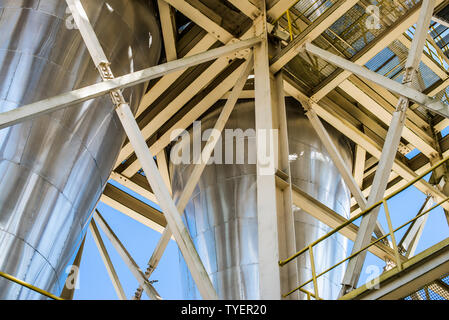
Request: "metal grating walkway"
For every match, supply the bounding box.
[404,273,449,300]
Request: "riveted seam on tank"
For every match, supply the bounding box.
[15,112,105,192]
[0,227,60,286]
[0,157,99,230]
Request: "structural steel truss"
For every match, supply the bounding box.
[2,0,449,300]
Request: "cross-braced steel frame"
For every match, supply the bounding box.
[2,0,449,300]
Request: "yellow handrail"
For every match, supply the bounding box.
[272,0,302,24]
[283,196,449,297]
[299,287,322,300]
[279,154,449,297]
[279,155,449,266]
[286,10,294,41]
[0,270,63,300]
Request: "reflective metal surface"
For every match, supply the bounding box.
[170,98,352,300]
[287,97,352,299]
[0,0,161,299]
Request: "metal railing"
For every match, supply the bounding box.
[0,270,63,300]
[279,155,449,299]
[273,0,330,42]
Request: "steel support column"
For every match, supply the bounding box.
[273,71,299,299]
[254,0,281,300]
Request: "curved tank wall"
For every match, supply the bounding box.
[170,98,352,300]
[0,0,161,299]
[287,98,352,299]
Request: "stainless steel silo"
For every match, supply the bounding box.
[170,97,352,300]
[0,0,161,299]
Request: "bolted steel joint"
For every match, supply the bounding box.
[401,67,417,86]
[109,90,126,106]
[96,62,127,106]
[396,96,409,113]
[97,61,115,81]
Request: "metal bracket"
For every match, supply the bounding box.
[97,62,127,106]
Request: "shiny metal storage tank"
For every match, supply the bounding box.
[170,98,352,299]
[0,0,161,299]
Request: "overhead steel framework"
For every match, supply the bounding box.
[2,0,449,300]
